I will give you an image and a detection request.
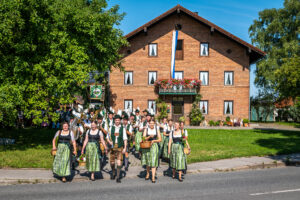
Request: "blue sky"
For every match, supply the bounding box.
[107,0,284,97]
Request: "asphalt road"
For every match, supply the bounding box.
[1,167,300,200]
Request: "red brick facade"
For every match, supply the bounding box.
[109,5,265,124]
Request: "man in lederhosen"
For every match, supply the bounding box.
[108,114,127,183]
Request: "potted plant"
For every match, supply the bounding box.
[243,119,249,127]
[215,120,220,126]
[179,116,185,123]
[225,116,232,126]
[209,120,215,127]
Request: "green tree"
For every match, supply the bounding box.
[0,0,127,127]
[189,94,203,126]
[249,0,300,99]
[156,98,168,121]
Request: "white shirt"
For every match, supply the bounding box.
[139,121,148,131]
[147,126,159,136]
[171,129,188,138]
[110,124,128,143]
[124,123,133,133]
[54,130,75,141]
[164,125,174,133]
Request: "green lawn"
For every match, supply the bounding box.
[0,128,54,169]
[275,121,300,128]
[187,129,300,163]
[0,128,300,168]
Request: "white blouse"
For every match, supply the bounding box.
[147,126,160,136]
[54,130,75,141]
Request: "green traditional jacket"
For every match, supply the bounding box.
[111,125,124,148]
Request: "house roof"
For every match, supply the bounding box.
[125,4,266,64]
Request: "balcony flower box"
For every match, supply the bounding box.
[155,78,201,95]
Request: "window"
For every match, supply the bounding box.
[199,100,208,114]
[200,43,209,56]
[148,100,156,113]
[148,43,157,57]
[224,71,234,85]
[199,71,209,86]
[174,71,183,79]
[124,71,133,85]
[124,100,133,112]
[175,40,183,60]
[148,71,157,85]
[224,101,233,115]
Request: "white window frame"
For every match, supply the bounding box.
[199,71,209,86]
[148,100,156,113]
[224,71,234,86]
[224,101,233,115]
[148,71,157,85]
[124,100,133,112]
[124,71,133,85]
[148,43,158,57]
[200,42,209,56]
[174,71,183,80]
[199,100,208,114]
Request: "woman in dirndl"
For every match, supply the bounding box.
[81,121,107,181]
[168,122,190,182]
[141,119,161,183]
[52,122,77,182]
[158,117,167,157]
[135,116,146,153]
[162,119,173,160]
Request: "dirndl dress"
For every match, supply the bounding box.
[85,130,101,172]
[53,134,72,177]
[135,131,143,152]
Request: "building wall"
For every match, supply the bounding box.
[109,13,250,124]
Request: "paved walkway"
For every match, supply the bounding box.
[186,123,300,131]
[1,153,299,186]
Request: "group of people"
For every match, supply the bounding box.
[51,107,191,183]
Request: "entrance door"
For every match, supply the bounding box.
[172,97,184,122]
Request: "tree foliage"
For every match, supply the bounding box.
[156,98,168,121]
[250,88,276,122]
[189,94,203,126]
[249,0,300,99]
[0,0,127,126]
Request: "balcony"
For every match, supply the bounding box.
[155,78,201,96]
[159,87,197,95]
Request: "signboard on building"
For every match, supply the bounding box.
[90,85,104,100]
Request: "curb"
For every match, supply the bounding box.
[0,161,291,186]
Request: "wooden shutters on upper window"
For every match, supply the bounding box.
[148,100,156,113]
[124,100,133,112]
[224,101,233,115]
[175,40,183,60]
[149,43,157,57]
[200,43,209,56]
[124,71,133,85]
[224,71,234,85]
[199,71,209,86]
[199,100,208,114]
[148,71,157,85]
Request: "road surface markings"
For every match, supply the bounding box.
[250,188,300,196]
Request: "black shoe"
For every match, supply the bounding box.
[125,167,128,171]
[178,178,183,182]
[116,178,121,183]
[145,175,150,180]
[152,179,156,183]
[111,175,116,180]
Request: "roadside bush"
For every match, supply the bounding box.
[209,120,215,126]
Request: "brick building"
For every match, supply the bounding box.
[109,5,266,124]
